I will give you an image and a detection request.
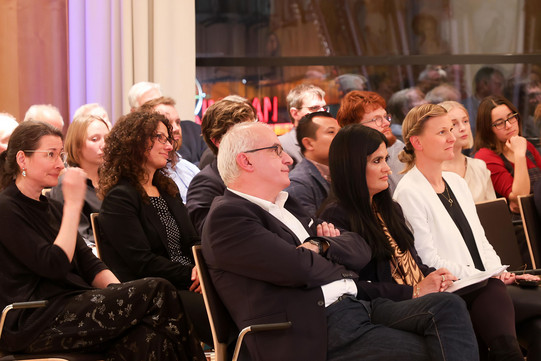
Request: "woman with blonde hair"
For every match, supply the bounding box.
[439,100,496,202]
[394,103,541,360]
[48,114,109,248]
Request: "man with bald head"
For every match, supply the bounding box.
[24,104,64,130]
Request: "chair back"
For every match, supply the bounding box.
[475,198,532,271]
[518,195,541,269]
[193,245,237,361]
[90,213,101,259]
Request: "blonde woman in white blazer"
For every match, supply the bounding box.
[394,103,541,361]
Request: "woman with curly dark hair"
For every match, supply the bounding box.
[98,110,211,345]
[0,120,205,360]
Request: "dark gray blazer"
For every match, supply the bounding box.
[285,158,330,217]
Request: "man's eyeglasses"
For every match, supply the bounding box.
[244,144,284,157]
[491,113,518,130]
[361,115,392,127]
[24,150,68,163]
[153,133,174,145]
[300,105,330,113]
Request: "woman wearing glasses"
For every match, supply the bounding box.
[48,114,109,251]
[474,95,541,213]
[98,110,211,345]
[337,90,405,193]
[0,120,205,359]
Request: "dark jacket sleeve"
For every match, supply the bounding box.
[203,196,368,288]
[99,182,194,289]
[186,162,226,235]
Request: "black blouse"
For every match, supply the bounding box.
[0,182,107,351]
[437,180,485,271]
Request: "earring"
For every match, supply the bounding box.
[22,168,26,177]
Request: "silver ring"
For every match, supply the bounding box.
[441,275,446,282]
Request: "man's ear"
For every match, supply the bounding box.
[289,108,299,122]
[410,135,422,151]
[236,153,254,172]
[301,137,315,152]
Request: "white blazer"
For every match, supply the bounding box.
[393,166,502,279]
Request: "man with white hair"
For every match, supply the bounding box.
[24,104,64,130]
[201,121,477,361]
[128,81,162,110]
[0,113,18,152]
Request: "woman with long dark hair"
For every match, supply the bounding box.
[320,122,526,360]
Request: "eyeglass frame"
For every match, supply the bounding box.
[243,144,284,157]
[23,150,68,163]
[152,133,174,145]
[360,114,392,127]
[298,105,330,113]
[491,113,519,130]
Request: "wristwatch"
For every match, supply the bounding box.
[307,239,324,254]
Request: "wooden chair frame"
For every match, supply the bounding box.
[192,245,291,361]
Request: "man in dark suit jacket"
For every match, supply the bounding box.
[186,98,256,235]
[201,122,478,361]
[179,120,207,166]
[285,111,339,216]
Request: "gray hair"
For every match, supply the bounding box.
[128,82,162,108]
[23,104,64,128]
[218,122,270,186]
[286,84,325,119]
[73,103,110,125]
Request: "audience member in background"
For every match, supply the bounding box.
[387,87,427,141]
[23,104,64,130]
[128,81,162,111]
[0,120,204,360]
[425,83,461,104]
[72,102,111,128]
[128,81,207,165]
[285,111,340,216]
[319,124,522,361]
[202,121,478,361]
[278,84,328,167]
[462,66,505,136]
[0,112,18,152]
[186,99,256,235]
[474,95,541,213]
[328,74,367,116]
[48,114,110,250]
[98,110,211,345]
[440,101,496,203]
[508,78,541,140]
[337,90,404,193]
[197,94,252,170]
[416,65,448,95]
[141,96,200,203]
